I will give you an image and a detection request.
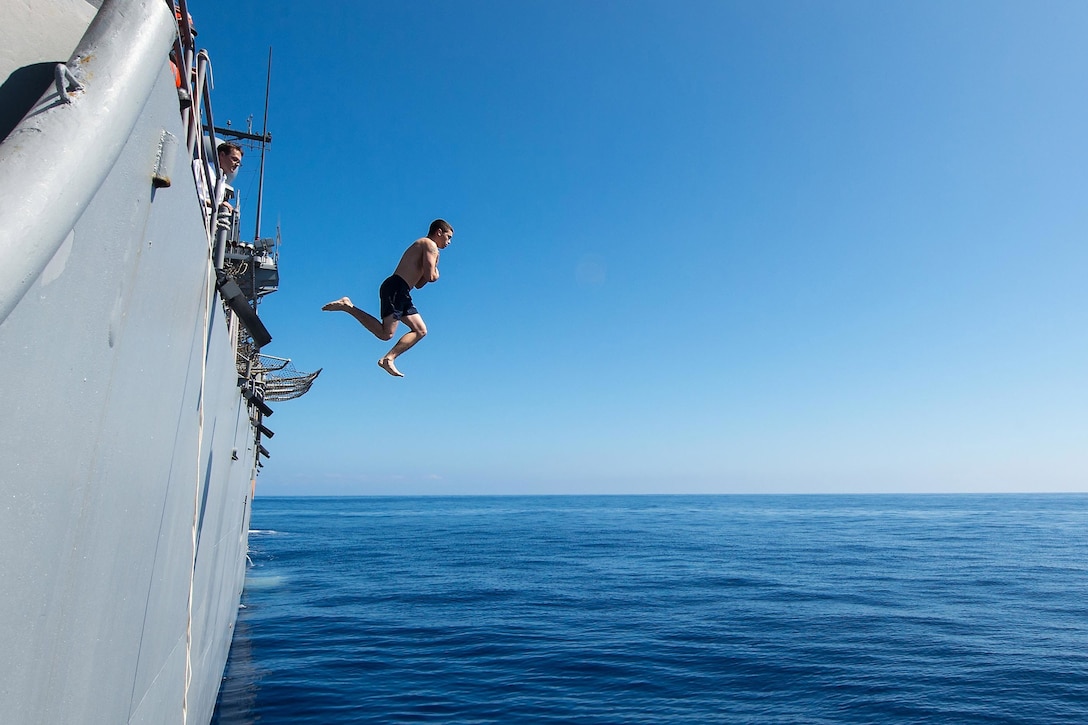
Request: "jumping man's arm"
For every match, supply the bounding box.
[415,241,440,289]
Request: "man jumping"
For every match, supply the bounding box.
[322,219,454,377]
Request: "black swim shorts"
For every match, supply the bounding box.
[379,274,419,320]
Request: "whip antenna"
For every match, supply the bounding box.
[253,47,272,242]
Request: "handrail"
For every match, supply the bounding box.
[172,0,254,264]
[197,52,230,215]
[192,51,223,214]
[0,0,176,325]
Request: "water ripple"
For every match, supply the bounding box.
[214,494,1088,724]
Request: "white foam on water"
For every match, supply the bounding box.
[244,574,287,589]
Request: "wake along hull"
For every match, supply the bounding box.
[0,1,264,722]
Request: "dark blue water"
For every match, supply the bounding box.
[211,495,1088,723]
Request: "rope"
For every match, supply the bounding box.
[181,163,217,725]
[171,3,220,716]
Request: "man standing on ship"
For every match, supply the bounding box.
[322,219,454,377]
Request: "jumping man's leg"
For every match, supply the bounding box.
[378,313,427,377]
[322,297,399,340]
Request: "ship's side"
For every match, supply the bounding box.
[0,1,280,722]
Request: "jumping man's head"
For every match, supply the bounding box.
[429,219,454,249]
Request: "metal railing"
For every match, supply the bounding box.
[171,0,232,238]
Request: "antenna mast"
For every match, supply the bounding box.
[253,47,272,242]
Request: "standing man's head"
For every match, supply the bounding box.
[428,219,454,249]
[217,142,243,177]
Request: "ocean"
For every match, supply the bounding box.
[211,495,1088,723]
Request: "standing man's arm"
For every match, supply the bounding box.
[415,241,440,289]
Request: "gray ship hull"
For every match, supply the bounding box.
[0,1,271,722]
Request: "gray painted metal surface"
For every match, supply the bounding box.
[0,1,263,723]
[0,0,175,323]
[0,0,97,85]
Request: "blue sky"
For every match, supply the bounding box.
[188,0,1087,495]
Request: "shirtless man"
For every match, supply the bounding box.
[322,219,454,377]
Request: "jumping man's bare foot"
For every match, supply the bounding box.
[378,357,404,377]
[321,297,353,312]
